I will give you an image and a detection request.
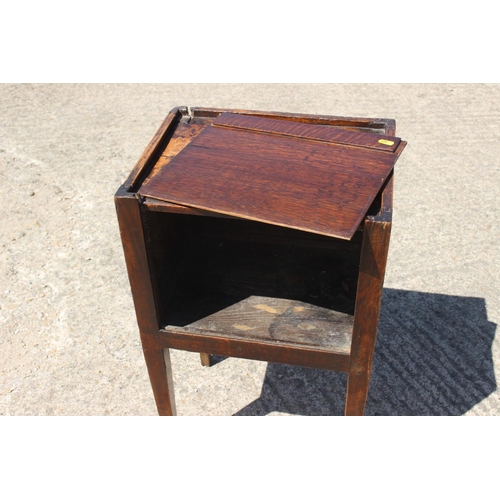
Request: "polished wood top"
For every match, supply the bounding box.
[214,113,402,152]
[138,112,406,239]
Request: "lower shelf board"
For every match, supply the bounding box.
[163,295,353,354]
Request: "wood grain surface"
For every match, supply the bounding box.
[214,113,401,152]
[117,107,404,415]
[139,118,405,239]
[184,296,353,353]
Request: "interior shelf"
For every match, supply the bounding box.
[146,212,361,354]
[166,295,353,354]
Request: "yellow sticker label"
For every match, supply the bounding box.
[378,139,395,146]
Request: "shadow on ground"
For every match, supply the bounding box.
[232,289,497,416]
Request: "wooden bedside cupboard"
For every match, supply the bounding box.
[115,106,406,416]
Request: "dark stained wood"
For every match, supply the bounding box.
[137,107,398,220]
[114,188,159,338]
[375,171,394,222]
[116,106,406,416]
[159,326,351,372]
[345,218,392,416]
[191,106,395,132]
[138,121,406,240]
[214,113,402,152]
[140,347,177,416]
[114,188,176,415]
[143,198,237,218]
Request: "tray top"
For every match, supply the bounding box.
[138,112,406,239]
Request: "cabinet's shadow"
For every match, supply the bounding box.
[232,289,497,416]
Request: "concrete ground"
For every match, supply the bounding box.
[1,83,499,416]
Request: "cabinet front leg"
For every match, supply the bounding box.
[142,347,177,416]
[346,219,391,416]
